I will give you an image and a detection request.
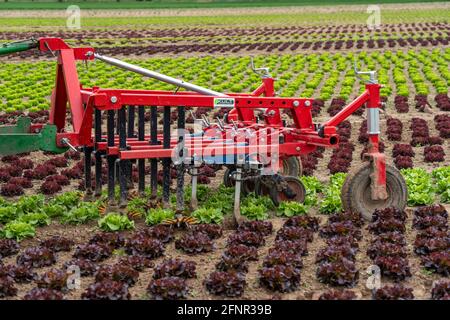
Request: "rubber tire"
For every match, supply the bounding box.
[254,177,270,197]
[242,180,256,195]
[341,163,408,221]
[280,156,303,177]
[223,167,236,187]
[270,176,306,207]
[223,167,255,195]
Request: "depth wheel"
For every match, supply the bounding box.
[280,156,303,177]
[270,176,306,207]
[223,167,255,195]
[254,177,270,197]
[223,166,236,187]
[341,163,407,221]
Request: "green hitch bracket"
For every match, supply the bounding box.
[0,39,39,56]
[0,117,67,156]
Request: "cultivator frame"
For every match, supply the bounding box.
[0,37,406,222]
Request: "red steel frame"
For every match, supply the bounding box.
[34,38,387,196]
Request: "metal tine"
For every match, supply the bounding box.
[191,165,198,210]
[84,145,93,197]
[189,110,208,127]
[128,106,136,138]
[216,116,225,131]
[162,106,171,207]
[94,108,103,197]
[118,107,128,208]
[106,110,116,206]
[150,106,158,198]
[115,110,120,186]
[201,114,210,126]
[137,106,145,194]
[233,166,243,226]
[126,106,136,189]
[176,106,185,212]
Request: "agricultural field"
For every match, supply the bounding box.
[0,1,449,302]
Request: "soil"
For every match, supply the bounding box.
[1,203,447,300]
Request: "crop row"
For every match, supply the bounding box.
[0,49,449,113]
[2,22,447,41]
[413,205,449,278]
[1,22,448,56]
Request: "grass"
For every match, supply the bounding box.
[0,0,446,10]
[0,9,448,30]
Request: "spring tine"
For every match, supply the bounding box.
[126,106,136,189]
[107,109,116,206]
[118,106,128,208]
[128,106,136,138]
[94,108,102,197]
[201,114,210,126]
[116,109,120,135]
[150,106,158,198]
[176,106,185,212]
[216,116,225,131]
[114,109,120,188]
[191,165,198,210]
[84,145,93,196]
[233,166,243,226]
[137,106,145,194]
[162,106,171,207]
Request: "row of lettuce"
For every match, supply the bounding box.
[0,166,448,242]
[1,48,449,113]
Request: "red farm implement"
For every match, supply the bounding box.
[0,38,407,221]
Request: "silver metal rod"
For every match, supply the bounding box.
[94,53,225,97]
[191,166,198,210]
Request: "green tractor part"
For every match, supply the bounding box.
[0,117,67,156]
[0,39,39,56]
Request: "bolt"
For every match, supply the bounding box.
[305,100,311,107]
[296,147,301,151]
[110,96,118,103]
[293,100,300,107]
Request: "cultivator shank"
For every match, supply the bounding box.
[0,37,408,221]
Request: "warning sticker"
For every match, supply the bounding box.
[213,98,235,109]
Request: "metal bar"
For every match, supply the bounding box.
[118,141,311,160]
[94,53,225,96]
[233,166,243,225]
[94,108,103,197]
[137,106,145,194]
[107,110,116,205]
[118,107,128,207]
[126,106,135,188]
[56,50,84,133]
[128,106,136,138]
[84,146,93,195]
[191,166,198,210]
[150,106,158,198]
[176,106,185,212]
[162,106,171,206]
[321,91,369,128]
